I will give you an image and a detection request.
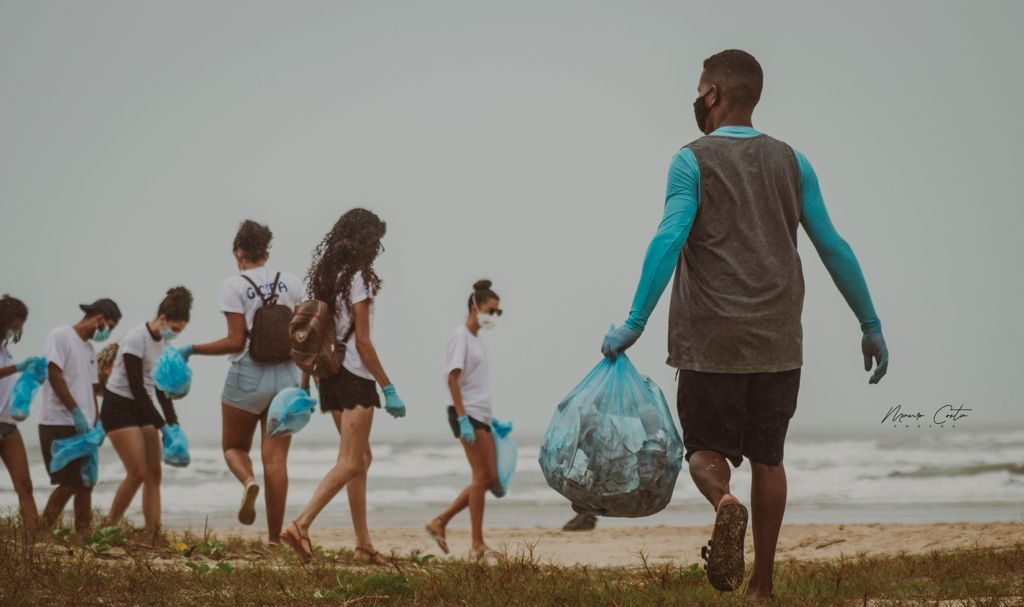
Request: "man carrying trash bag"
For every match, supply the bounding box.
[601,50,889,601]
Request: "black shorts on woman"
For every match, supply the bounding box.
[319,365,381,412]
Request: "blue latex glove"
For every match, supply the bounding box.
[70,407,90,434]
[14,356,45,373]
[601,324,642,359]
[491,419,513,438]
[178,344,194,361]
[862,331,889,384]
[382,384,406,419]
[457,415,476,444]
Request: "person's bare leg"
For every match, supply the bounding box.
[467,430,497,555]
[427,438,477,543]
[221,404,260,485]
[292,405,374,533]
[688,449,740,512]
[73,487,93,534]
[331,410,375,552]
[1,432,39,530]
[140,426,163,531]
[745,460,787,601]
[105,427,148,525]
[259,412,292,544]
[42,486,75,528]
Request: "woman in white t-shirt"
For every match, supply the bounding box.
[425,280,504,559]
[179,220,304,544]
[0,294,43,529]
[101,287,192,531]
[280,208,407,564]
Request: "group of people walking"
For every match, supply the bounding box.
[0,208,508,562]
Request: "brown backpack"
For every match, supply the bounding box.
[289,299,354,379]
[240,272,294,364]
[97,343,119,388]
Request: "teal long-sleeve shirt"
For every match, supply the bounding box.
[623,125,882,335]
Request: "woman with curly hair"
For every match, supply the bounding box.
[280,208,407,563]
[179,220,304,544]
[102,287,193,531]
[0,294,43,529]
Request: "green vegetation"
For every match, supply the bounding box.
[1,516,1021,606]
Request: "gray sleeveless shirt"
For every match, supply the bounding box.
[668,132,804,373]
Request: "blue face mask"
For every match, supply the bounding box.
[159,327,179,341]
[92,325,111,343]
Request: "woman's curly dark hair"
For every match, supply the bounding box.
[157,286,193,322]
[0,294,28,344]
[233,220,273,263]
[307,208,386,315]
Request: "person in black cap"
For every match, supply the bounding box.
[38,298,121,532]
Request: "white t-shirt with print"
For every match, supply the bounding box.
[39,326,98,426]
[334,272,376,381]
[442,325,493,424]
[105,323,166,401]
[0,344,18,424]
[220,266,304,363]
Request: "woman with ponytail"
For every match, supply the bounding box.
[425,280,505,559]
[101,286,192,530]
[280,208,407,563]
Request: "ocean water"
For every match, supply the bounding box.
[2,429,1022,530]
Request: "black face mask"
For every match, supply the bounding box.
[693,88,714,134]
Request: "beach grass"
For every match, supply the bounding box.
[1,516,1022,606]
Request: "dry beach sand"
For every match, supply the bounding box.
[240,522,1024,567]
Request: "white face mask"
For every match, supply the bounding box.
[477,313,498,330]
[3,330,13,344]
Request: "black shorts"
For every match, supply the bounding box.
[676,367,801,468]
[101,389,164,431]
[446,406,491,439]
[319,365,381,412]
[39,425,88,487]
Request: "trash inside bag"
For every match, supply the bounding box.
[152,347,192,399]
[161,424,191,467]
[50,422,106,487]
[539,354,683,518]
[267,387,317,437]
[10,357,47,421]
[491,419,517,498]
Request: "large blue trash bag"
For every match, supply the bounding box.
[161,424,191,467]
[10,357,47,421]
[151,347,192,399]
[539,354,684,517]
[490,419,517,498]
[50,422,105,487]
[267,387,317,437]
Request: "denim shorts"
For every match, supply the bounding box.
[0,422,19,443]
[222,353,301,415]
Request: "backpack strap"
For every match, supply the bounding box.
[267,273,281,305]
[240,274,270,306]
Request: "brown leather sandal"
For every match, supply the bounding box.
[280,521,315,562]
[353,546,386,566]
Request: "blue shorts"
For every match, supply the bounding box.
[222,354,300,416]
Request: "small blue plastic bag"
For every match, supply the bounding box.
[267,387,317,437]
[10,357,47,421]
[539,354,683,518]
[161,424,191,467]
[152,347,192,399]
[490,419,518,498]
[50,422,106,487]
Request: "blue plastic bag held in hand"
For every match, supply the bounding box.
[267,387,317,437]
[161,424,191,467]
[539,354,683,517]
[152,346,192,399]
[50,422,106,487]
[10,357,47,421]
[490,419,517,498]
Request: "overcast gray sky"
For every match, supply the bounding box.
[2,0,1020,444]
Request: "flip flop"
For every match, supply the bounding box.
[237,479,260,526]
[280,521,315,562]
[701,501,748,592]
[471,548,506,562]
[354,546,386,566]
[424,524,450,554]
